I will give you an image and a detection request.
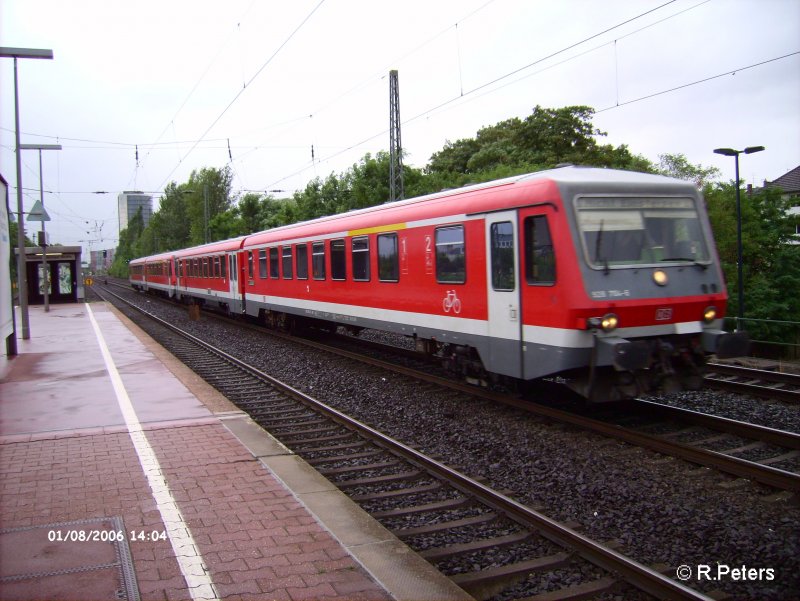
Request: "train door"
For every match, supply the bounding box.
[485,211,523,378]
[518,204,560,381]
[177,258,186,300]
[227,252,242,313]
[169,256,176,297]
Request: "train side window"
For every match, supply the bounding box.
[269,247,279,278]
[282,246,293,279]
[331,239,346,280]
[247,252,254,280]
[203,258,209,278]
[491,221,515,291]
[259,249,267,279]
[312,242,326,280]
[435,225,466,284]
[220,254,227,279]
[296,244,309,280]
[525,215,556,285]
[351,236,370,282]
[377,233,399,282]
[214,256,220,278]
[230,255,237,281]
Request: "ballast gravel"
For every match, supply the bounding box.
[111,292,800,600]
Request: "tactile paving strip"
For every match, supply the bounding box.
[0,516,139,601]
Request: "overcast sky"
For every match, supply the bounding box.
[2,0,798,253]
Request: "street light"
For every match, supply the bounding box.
[21,144,61,313]
[713,145,765,326]
[1,47,55,341]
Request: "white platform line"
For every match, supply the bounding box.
[86,305,219,601]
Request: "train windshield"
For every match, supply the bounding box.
[575,197,711,269]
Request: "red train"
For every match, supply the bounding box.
[130,166,748,401]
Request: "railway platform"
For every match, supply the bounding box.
[0,303,471,601]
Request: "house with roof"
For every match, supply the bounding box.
[764,165,800,244]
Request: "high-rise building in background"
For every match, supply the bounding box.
[89,248,115,273]
[117,191,153,232]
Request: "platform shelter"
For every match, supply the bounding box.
[15,246,83,304]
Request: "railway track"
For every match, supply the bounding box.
[705,363,800,404]
[102,281,800,494]
[93,285,716,600]
[256,316,800,494]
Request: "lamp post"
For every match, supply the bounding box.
[713,145,765,326]
[1,47,55,340]
[20,144,61,313]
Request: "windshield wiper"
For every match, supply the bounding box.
[594,220,609,275]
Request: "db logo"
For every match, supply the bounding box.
[655,307,673,321]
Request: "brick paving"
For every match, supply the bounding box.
[145,423,392,601]
[0,429,189,601]
[0,304,395,601]
[0,421,393,600]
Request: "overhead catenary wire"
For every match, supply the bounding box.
[154,0,326,192]
[130,0,261,185]
[2,0,685,186]
[3,0,793,212]
[266,0,682,188]
[596,50,800,112]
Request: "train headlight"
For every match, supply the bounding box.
[653,270,668,286]
[601,313,619,332]
[703,306,717,324]
[589,313,619,332]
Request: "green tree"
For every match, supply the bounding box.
[109,208,144,276]
[426,105,653,180]
[208,210,244,240]
[262,196,298,229]
[155,182,192,250]
[656,153,720,188]
[184,167,234,245]
[238,193,266,233]
[7,218,35,285]
[292,177,335,222]
[705,183,800,343]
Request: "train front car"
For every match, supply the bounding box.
[551,168,749,401]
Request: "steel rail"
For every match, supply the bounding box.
[707,363,800,386]
[96,287,712,601]
[107,282,800,492]
[259,332,800,492]
[705,363,800,403]
[704,375,800,404]
[630,399,800,449]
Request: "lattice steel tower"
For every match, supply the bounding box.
[389,70,404,202]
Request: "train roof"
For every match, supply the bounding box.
[242,166,697,246]
[130,237,246,265]
[172,237,246,258]
[129,251,174,265]
[131,166,699,264]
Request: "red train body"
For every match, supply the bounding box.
[130,166,748,401]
